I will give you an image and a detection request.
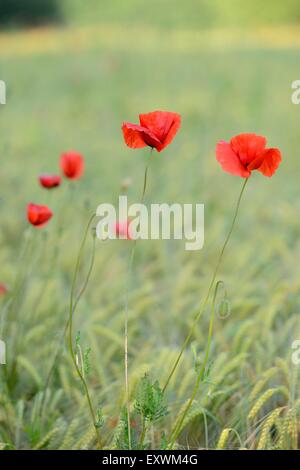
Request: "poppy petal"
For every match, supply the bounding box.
[122,122,161,149]
[139,111,181,152]
[230,134,267,166]
[122,123,149,149]
[156,114,181,152]
[257,148,282,177]
[216,141,251,178]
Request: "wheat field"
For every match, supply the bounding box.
[0,1,300,450]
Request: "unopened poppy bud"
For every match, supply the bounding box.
[217,298,231,319]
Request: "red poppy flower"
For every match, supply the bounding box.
[122,110,181,152]
[27,203,53,227]
[115,220,133,240]
[0,283,7,296]
[39,174,61,189]
[216,133,282,178]
[60,151,84,180]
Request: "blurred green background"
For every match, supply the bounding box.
[2,0,300,28]
[0,0,299,450]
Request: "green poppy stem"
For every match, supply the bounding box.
[168,280,223,447]
[124,149,153,450]
[163,178,249,397]
[68,213,103,449]
[42,223,96,418]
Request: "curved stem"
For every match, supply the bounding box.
[68,213,103,449]
[124,150,153,450]
[168,280,222,447]
[163,178,249,394]
[41,232,96,416]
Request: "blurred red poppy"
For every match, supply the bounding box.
[39,174,61,189]
[0,283,7,296]
[216,133,282,178]
[108,416,137,429]
[27,203,53,227]
[122,110,181,152]
[60,151,84,179]
[115,220,133,240]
